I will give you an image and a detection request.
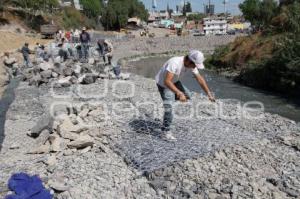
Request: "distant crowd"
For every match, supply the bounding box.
[3,27,114,68]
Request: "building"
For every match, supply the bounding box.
[59,0,83,10]
[204,4,215,15]
[203,17,227,35]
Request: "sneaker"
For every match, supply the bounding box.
[162,131,177,142]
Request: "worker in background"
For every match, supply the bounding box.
[21,43,32,67]
[80,27,91,62]
[104,39,113,65]
[97,39,106,63]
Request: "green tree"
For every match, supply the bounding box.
[187,13,205,21]
[101,0,148,30]
[183,1,192,16]
[239,0,261,27]
[80,0,103,18]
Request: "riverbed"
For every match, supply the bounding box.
[127,56,300,122]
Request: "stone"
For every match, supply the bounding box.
[39,62,54,71]
[52,72,58,78]
[63,149,74,156]
[35,129,50,145]
[30,114,53,138]
[108,72,117,79]
[80,146,91,154]
[49,135,61,152]
[58,76,72,87]
[88,58,95,65]
[59,117,86,133]
[9,143,20,150]
[74,64,82,75]
[79,108,90,118]
[44,155,57,166]
[88,108,102,117]
[54,56,62,64]
[79,74,97,84]
[99,73,109,79]
[48,181,69,192]
[29,74,42,86]
[67,135,94,149]
[120,73,130,80]
[62,67,74,76]
[27,143,50,154]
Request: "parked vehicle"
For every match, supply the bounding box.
[227,29,236,35]
[192,30,205,36]
[40,24,58,38]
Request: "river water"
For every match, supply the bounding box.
[127,56,300,122]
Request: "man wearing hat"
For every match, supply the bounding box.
[21,43,31,67]
[80,27,91,61]
[156,50,215,141]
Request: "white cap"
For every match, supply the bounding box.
[82,27,86,31]
[188,50,205,69]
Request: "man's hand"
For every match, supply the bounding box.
[208,95,216,102]
[177,92,187,102]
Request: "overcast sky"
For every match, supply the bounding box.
[140,0,244,15]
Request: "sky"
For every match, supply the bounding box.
[140,0,244,16]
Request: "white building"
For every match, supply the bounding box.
[203,17,228,35]
[59,0,83,10]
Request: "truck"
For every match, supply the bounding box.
[40,24,58,38]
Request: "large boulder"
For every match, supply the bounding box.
[39,62,54,71]
[28,74,42,86]
[40,70,52,79]
[62,67,74,76]
[67,135,94,149]
[57,76,72,87]
[57,117,86,140]
[79,74,97,84]
[30,114,53,138]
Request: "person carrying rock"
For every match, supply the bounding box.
[156,50,215,141]
[80,27,91,62]
[21,43,32,67]
[104,39,113,65]
[97,39,106,63]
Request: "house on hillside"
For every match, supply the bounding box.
[59,0,83,10]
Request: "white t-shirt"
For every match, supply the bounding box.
[155,56,199,88]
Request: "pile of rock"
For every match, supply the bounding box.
[27,103,107,156]
[20,59,130,87]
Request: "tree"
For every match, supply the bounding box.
[239,0,261,27]
[187,13,205,21]
[239,0,278,30]
[183,1,192,16]
[101,0,148,30]
[80,0,103,18]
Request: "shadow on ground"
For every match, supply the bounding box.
[0,79,19,151]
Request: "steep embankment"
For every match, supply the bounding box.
[206,32,300,96]
[207,1,300,97]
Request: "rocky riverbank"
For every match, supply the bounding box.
[0,35,299,198]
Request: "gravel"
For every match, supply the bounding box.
[0,35,299,198]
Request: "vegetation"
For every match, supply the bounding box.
[101,0,148,30]
[0,0,148,30]
[80,0,103,18]
[183,1,192,16]
[207,0,300,96]
[187,13,205,21]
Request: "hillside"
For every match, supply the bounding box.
[206,0,300,97]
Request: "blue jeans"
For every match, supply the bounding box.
[157,81,192,131]
[81,43,89,59]
[23,55,31,67]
